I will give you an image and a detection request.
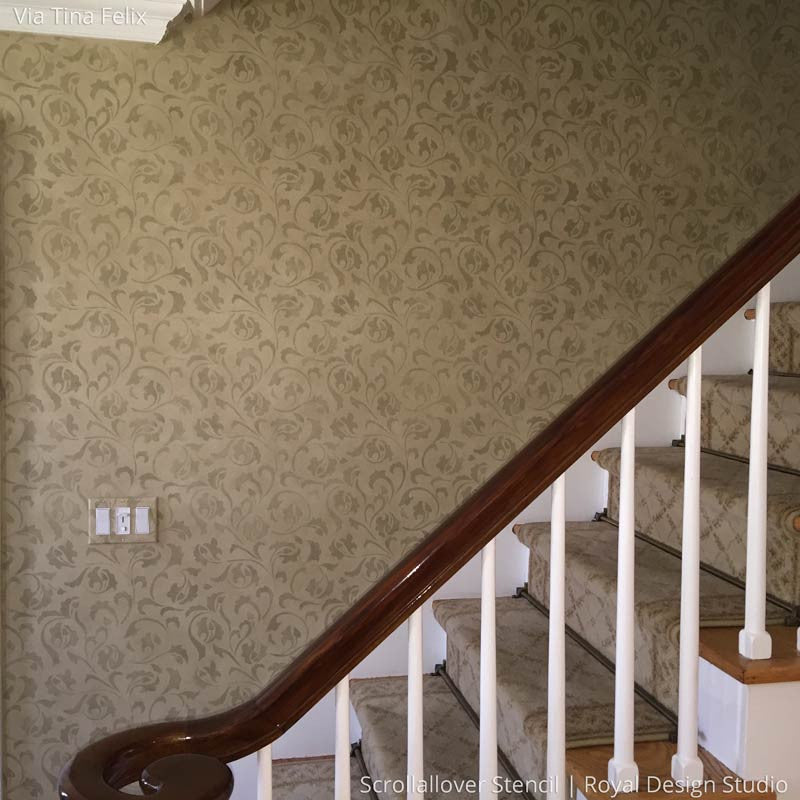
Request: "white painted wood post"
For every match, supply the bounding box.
[547,474,566,800]
[408,608,424,800]
[257,745,272,800]
[480,539,498,800]
[740,284,774,660]
[335,676,351,800]
[608,410,639,792]
[671,348,704,786]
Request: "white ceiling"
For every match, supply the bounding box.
[0,0,216,43]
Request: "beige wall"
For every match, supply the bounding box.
[0,0,798,795]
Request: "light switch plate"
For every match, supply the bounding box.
[89,497,157,544]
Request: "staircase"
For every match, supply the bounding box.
[266,308,800,795]
[60,212,800,800]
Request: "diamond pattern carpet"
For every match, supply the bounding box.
[515,520,787,713]
[596,447,800,605]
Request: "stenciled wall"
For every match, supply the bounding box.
[0,0,798,795]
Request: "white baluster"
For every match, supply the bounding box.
[608,410,639,792]
[480,539,498,800]
[547,474,566,800]
[408,608,424,800]
[740,284,773,660]
[335,677,351,800]
[257,745,272,800]
[671,348,704,786]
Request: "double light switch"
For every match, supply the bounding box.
[89,497,157,544]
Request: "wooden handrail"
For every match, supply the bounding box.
[59,193,800,800]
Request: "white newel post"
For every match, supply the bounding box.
[671,348,704,786]
[608,409,639,791]
[480,539,498,799]
[257,745,272,800]
[740,284,774,660]
[547,474,567,800]
[408,608,425,800]
[335,676,351,800]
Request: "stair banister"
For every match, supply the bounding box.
[546,475,567,800]
[671,348,704,786]
[479,539,498,799]
[608,409,639,792]
[407,608,424,800]
[257,746,271,800]
[335,677,351,800]
[740,284,774,659]
[59,194,800,800]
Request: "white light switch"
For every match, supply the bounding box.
[116,506,131,535]
[96,507,111,535]
[89,497,157,544]
[135,507,150,534]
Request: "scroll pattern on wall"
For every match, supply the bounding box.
[0,0,798,795]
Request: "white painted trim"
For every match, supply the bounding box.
[0,0,189,43]
[672,347,704,786]
[407,608,424,800]
[608,410,639,791]
[740,284,773,659]
[698,659,798,799]
[546,475,566,800]
[334,678,351,800]
[479,540,498,800]
[256,745,271,800]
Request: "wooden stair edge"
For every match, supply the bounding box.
[699,625,800,685]
[567,742,778,800]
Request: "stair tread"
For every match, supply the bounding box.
[568,741,776,800]
[669,374,800,471]
[432,597,672,785]
[671,372,800,394]
[273,756,366,798]
[350,674,526,800]
[595,446,800,605]
[514,520,786,712]
[700,625,800,684]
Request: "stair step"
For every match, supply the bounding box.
[350,674,526,800]
[669,374,800,471]
[568,741,776,800]
[432,597,673,787]
[700,625,800,684]
[273,755,366,798]
[594,447,800,606]
[514,521,787,713]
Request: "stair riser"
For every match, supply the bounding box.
[606,471,800,606]
[770,303,800,375]
[672,377,800,471]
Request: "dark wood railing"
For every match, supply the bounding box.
[59,194,800,800]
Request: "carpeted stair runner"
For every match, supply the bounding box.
[594,447,800,606]
[432,597,672,798]
[272,755,369,798]
[767,301,800,375]
[514,520,787,714]
[350,674,526,800]
[670,374,800,471]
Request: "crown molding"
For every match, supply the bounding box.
[0,0,191,42]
